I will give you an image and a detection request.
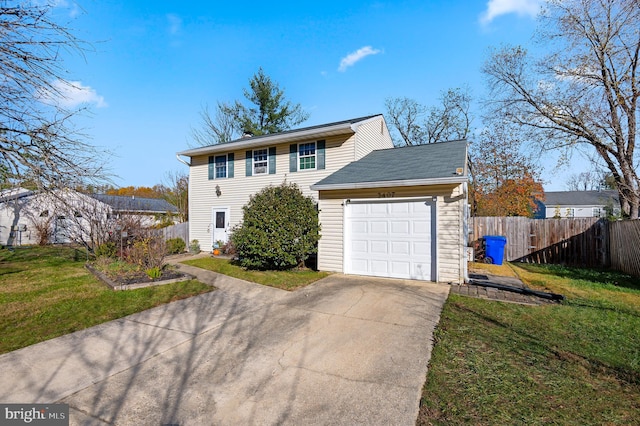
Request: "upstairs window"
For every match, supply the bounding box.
[299,142,316,170]
[253,149,268,175]
[215,155,227,178]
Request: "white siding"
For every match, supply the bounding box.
[353,117,394,160]
[188,134,358,252]
[545,205,606,218]
[317,184,466,283]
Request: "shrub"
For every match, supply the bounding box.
[231,182,320,270]
[189,239,200,254]
[95,242,117,258]
[145,266,162,279]
[166,237,186,254]
[126,236,165,269]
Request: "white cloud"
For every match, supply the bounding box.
[479,0,541,25]
[39,80,107,109]
[338,46,382,72]
[167,14,182,35]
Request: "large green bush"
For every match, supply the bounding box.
[231,182,320,270]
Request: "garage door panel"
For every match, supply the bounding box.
[390,221,410,234]
[370,221,388,234]
[391,241,410,255]
[346,199,435,281]
[370,261,389,274]
[351,240,368,253]
[370,240,388,254]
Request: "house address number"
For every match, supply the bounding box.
[378,192,395,198]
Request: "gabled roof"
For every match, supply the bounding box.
[90,194,178,214]
[176,114,382,157]
[311,139,468,190]
[542,190,618,207]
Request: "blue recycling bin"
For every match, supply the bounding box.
[483,235,507,265]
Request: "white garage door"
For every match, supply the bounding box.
[345,199,436,281]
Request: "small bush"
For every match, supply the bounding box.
[166,237,186,254]
[231,182,320,270]
[145,266,162,279]
[189,239,200,254]
[95,242,117,258]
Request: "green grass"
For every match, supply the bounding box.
[0,246,213,355]
[419,263,640,425]
[182,256,330,291]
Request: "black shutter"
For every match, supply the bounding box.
[208,156,214,180]
[289,144,297,172]
[268,147,276,174]
[245,150,252,177]
[228,153,234,178]
[317,140,326,170]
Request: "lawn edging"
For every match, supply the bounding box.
[85,263,196,291]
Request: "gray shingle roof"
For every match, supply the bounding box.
[177,114,382,157]
[312,140,468,189]
[542,190,618,206]
[90,194,179,214]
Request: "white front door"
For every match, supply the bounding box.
[212,207,230,248]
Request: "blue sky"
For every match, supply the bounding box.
[50,0,578,190]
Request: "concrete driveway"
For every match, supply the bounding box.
[0,264,449,425]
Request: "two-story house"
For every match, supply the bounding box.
[177,114,469,283]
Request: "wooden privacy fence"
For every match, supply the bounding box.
[608,220,640,278]
[470,217,609,268]
[158,221,189,243]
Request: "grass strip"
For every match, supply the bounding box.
[182,256,330,291]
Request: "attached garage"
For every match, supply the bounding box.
[345,198,436,280]
[311,140,469,283]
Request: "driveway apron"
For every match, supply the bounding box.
[0,266,449,425]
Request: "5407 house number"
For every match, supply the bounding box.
[378,192,395,198]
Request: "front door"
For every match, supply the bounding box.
[212,207,230,248]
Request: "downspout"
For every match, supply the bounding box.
[463,181,470,283]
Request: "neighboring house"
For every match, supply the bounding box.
[90,194,179,227]
[178,114,469,283]
[535,190,619,219]
[0,189,178,246]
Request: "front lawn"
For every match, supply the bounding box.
[0,246,212,355]
[182,256,330,291]
[419,263,640,425]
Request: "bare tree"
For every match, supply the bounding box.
[384,97,426,146]
[190,102,237,146]
[483,0,640,218]
[385,87,472,146]
[0,2,109,191]
[566,171,603,191]
[425,87,472,144]
[160,170,188,222]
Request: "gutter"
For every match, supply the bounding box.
[176,121,359,157]
[311,176,468,191]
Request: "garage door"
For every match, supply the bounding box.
[345,199,436,281]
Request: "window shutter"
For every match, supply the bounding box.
[289,144,297,172]
[228,153,234,178]
[268,147,276,174]
[317,140,326,170]
[245,150,252,177]
[208,156,214,180]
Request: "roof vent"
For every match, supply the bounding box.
[242,132,253,138]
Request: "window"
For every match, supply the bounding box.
[566,208,575,218]
[299,142,316,170]
[215,211,225,229]
[593,207,603,217]
[215,155,227,179]
[253,149,268,175]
